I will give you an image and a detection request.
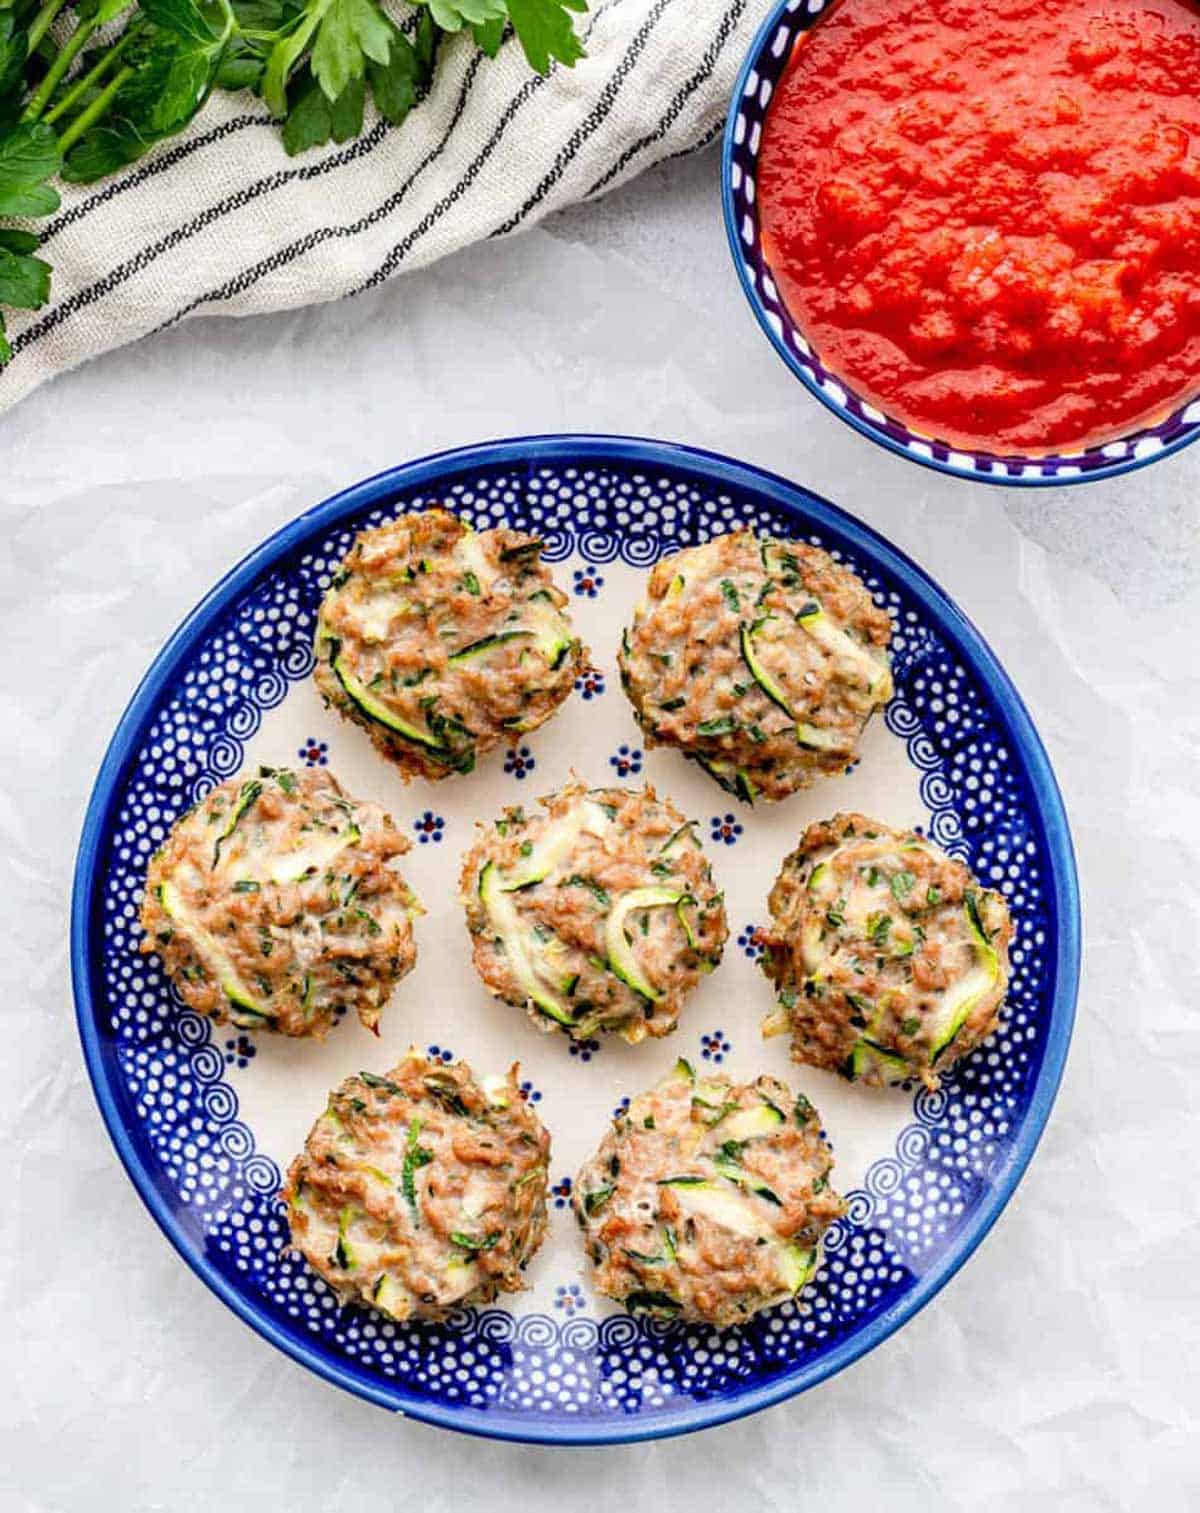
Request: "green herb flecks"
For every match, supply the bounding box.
[402,1118,433,1221]
[212,778,262,868]
[965,889,993,942]
[696,715,737,738]
[422,1072,469,1117]
[360,1070,403,1095]
[450,1230,500,1252]
[866,912,892,946]
[582,1185,613,1216]
[561,874,610,908]
[624,1289,681,1315]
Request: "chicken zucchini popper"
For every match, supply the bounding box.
[313,508,584,781]
[460,782,728,1044]
[283,1053,550,1321]
[574,1060,844,1327]
[761,814,1013,1088]
[618,531,892,803]
[140,766,420,1039]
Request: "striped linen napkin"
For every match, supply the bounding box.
[0,0,771,416]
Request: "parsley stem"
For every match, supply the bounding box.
[21,16,98,122]
[25,0,69,56]
[57,64,133,153]
[211,0,235,42]
[43,17,141,125]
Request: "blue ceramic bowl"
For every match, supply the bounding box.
[722,0,1200,487]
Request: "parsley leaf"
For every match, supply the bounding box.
[0,14,29,105]
[280,63,377,151]
[0,230,40,255]
[141,0,228,46]
[507,0,586,73]
[472,15,505,53]
[0,243,51,309]
[262,0,332,115]
[412,0,582,72]
[0,125,62,217]
[367,14,435,126]
[117,30,225,137]
[415,0,506,37]
[311,0,392,101]
[60,122,151,184]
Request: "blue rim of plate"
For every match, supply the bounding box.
[71,434,1080,1445]
[721,0,1200,487]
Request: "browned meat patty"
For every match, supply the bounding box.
[283,1052,551,1321]
[140,765,420,1039]
[574,1060,844,1327]
[460,781,728,1044]
[618,531,892,803]
[761,812,1013,1088]
[313,508,584,781]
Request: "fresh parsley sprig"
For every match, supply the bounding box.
[0,0,588,364]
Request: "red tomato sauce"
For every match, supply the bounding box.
[757,0,1200,453]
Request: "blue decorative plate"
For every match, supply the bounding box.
[722,0,1200,486]
[71,436,1079,1444]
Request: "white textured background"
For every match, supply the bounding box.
[3,145,1199,1510]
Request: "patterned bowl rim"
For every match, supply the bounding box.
[70,434,1080,1445]
[720,0,1200,488]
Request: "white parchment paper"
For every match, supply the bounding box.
[2,146,1199,1510]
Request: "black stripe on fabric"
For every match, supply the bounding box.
[38,114,273,248]
[581,0,745,201]
[148,0,630,329]
[662,114,724,163]
[484,0,673,242]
